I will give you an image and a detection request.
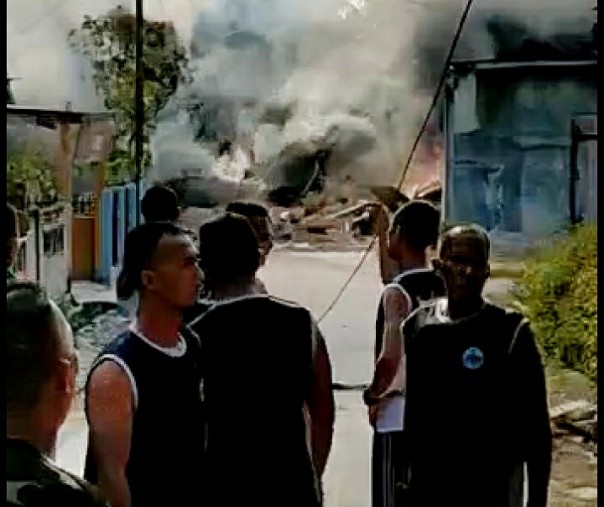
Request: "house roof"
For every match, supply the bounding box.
[449,59,597,71]
[6,105,111,129]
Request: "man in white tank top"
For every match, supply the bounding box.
[363,201,441,507]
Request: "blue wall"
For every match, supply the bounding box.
[97,181,147,285]
[444,65,597,239]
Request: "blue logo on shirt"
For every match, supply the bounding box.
[462,347,484,370]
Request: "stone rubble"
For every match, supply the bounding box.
[550,400,598,463]
[74,309,131,391]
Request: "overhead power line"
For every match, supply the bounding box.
[316,0,475,324]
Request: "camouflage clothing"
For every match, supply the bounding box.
[7,439,107,507]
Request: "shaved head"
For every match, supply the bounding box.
[433,223,491,303]
[6,282,75,413]
[439,224,490,264]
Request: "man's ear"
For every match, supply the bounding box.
[431,258,443,272]
[485,264,491,279]
[141,269,155,290]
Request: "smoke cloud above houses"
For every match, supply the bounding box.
[7,0,596,194]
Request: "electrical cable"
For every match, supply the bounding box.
[316,0,475,324]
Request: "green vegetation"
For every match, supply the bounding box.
[512,224,597,382]
[69,6,190,184]
[7,147,60,209]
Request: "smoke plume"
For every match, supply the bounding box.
[7,0,596,198]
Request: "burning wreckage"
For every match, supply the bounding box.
[154,96,441,241]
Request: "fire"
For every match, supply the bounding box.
[401,129,444,199]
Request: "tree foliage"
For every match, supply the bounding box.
[7,147,60,210]
[69,5,191,182]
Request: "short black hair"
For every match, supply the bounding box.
[197,212,260,285]
[117,221,185,300]
[391,199,440,251]
[7,203,18,264]
[6,282,63,412]
[225,201,269,219]
[439,223,491,262]
[141,185,180,223]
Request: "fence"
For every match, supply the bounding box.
[97,181,147,285]
[16,205,69,298]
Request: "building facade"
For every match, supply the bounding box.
[442,58,597,253]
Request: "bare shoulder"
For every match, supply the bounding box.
[87,361,132,411]
[382,284,406,299]
[382,284,407,308]
[88,360,130,390]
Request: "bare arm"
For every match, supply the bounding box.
[87,362,134,507]
[374,207,399,285]
[367,286,409,399]
[306,324,335,477]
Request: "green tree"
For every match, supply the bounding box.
[69,5,190,183]
[7,145,60,210]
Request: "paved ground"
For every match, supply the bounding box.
[59,247,513,507]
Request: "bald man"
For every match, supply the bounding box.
[402,224,552,507]
[7,282,107,506]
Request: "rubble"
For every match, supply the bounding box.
[550,400,597,425]
[75,309,130,351]
[69,305,131,391]
[550,400,598,446]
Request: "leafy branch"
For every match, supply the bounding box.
[69,5,191,183]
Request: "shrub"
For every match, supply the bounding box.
[512,224,597,382]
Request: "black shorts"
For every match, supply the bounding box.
[372,431,409,507]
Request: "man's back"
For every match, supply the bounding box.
[7,438,106,507]
[191,295,322,506]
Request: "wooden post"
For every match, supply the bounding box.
[134,0,144,225]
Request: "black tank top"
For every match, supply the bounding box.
[190,294,322,507]
[83,326,205,506]
[374,268,445,360]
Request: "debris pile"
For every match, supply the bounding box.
[551,400,598,446]
[266,177,442,247]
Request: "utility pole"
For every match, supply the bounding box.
[134,0,144,224]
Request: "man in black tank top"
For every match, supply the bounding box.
[362,200,442,507]
[190,213,335,507]
[182,201,273,325]
[403,224,552,507]
[84,222,205,506]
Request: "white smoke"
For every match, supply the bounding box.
[6,0,200,110]
[150,0,458,188]
[7,0,596,193]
